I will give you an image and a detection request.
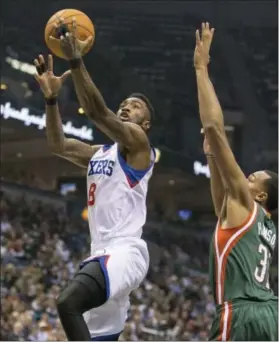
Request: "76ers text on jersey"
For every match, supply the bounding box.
[88,160,115,177]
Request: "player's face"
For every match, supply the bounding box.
[117,97,151,131]
[247,171,270,205]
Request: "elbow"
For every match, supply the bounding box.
[203,121,223,135]
[214,208,221,218]
[51,147,64,156]
[48,142,65,156]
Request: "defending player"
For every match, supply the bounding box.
[194,23,278,341]
[34,28,155,340]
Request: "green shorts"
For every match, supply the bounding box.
[209,299,278,341]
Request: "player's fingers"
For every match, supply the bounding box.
[201,22,205,34]
[206,29,215,51]
[55,22,69,38]
[54,22,59,34]
[65,31,73,40]
[34,59,43,75]
[37,55,47,74]
[60,70,71,83]
[84,35,93,47]
[38,54,45,65]
[72,17,77,35]
[48,54,53,72]
[195,30,201,45]
[34,58,41,76]
[58,17,64,25]
[210,28,215,43]
[49,36,59,42]
[200,128,205,134]
[34,59,39,67]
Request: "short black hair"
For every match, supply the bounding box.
[129,93,154,120]
[264,170,278,211]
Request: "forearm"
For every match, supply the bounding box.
[196,67,224,128]
[196,68,225,215]
[45,102,65,152]
[70,59,108,120]
[207,155,226,216]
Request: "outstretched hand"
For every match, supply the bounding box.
[50,17,93,60]
[34,54,71,99]
[194,22,215,70]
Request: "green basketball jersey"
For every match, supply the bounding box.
[209,201,277,305]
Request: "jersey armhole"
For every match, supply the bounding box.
[117,147,156,188]
[218,201,258,230]
[102,144,112,153]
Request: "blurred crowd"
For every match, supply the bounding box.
[1,190,277,341]
[1,171,53,191]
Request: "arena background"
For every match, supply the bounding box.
[1,0,278,340]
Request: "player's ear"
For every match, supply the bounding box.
[142,120,151,131]
[255,191,268,204]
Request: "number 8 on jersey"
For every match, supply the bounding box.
[88,183,97,206]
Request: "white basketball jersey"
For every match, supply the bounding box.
[86,143,155,251]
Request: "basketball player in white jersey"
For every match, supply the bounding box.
[34,23,155,340]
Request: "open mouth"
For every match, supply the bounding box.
[120,113,130,121]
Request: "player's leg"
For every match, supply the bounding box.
[56,261,107,341]
[72,243,148,340]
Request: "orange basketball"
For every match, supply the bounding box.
[45,9,95,59]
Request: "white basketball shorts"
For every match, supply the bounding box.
[79,238,149,340]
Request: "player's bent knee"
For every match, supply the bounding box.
[56,289,73,315]
[56,282,83,315]
[57,262,107,316]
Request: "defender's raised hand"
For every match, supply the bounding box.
[50,17,93,60]
[194,22,215,70]
[34,54,70,99]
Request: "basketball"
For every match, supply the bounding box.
[44,9,95,59]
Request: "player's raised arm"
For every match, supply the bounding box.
[193,23,253,210]
[34,54,100,168]
[51,19,149,152]
[194,29,227,216]
[202,130,227,216]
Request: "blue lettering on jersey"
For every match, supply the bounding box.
[88,160,115,177]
